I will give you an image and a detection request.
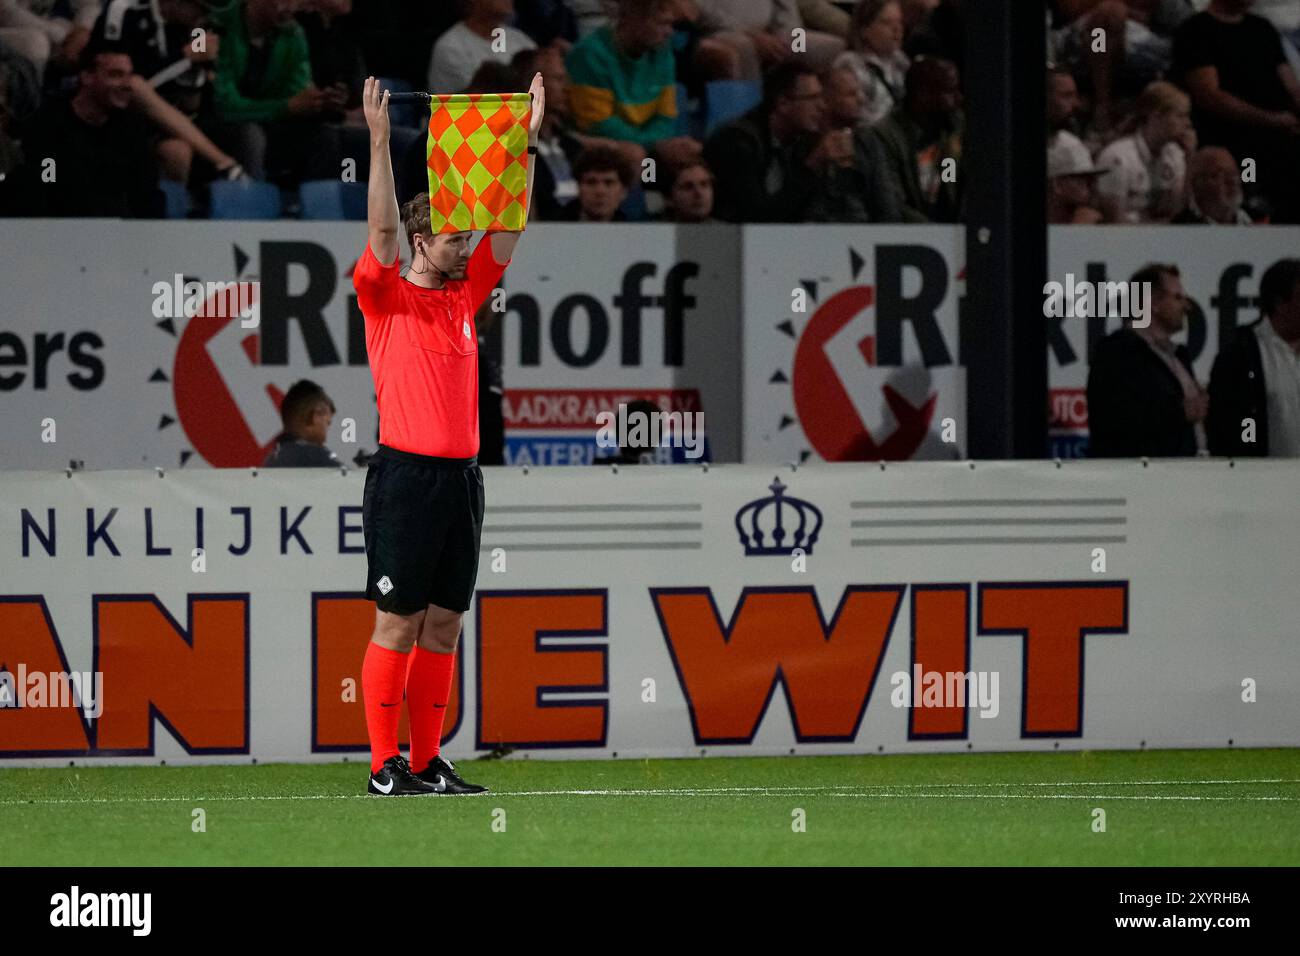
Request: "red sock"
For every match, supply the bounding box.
[407,646,455,773]
[362,642,408,773]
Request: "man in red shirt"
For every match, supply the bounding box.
[354,73,545,796]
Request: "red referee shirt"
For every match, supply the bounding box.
[353,236,509,458]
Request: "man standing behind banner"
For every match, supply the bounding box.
[352,73,544,796]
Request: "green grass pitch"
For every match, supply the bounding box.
[2,748,1297,866]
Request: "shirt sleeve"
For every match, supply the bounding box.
[466,235,509,314]
[353,241,402,320]
[1157,143,1186,192]
[1094,144,1126,199]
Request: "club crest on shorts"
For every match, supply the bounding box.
[376,575,394,595]
[463,320,471,339]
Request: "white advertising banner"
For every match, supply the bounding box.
[5,220,1300,470]
[2,460,1296,766]
[0,221,741,470]
[1047,225,1300,457]
[741,225,966,464]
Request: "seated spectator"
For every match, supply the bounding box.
[565,0,701,173]
[1095,80,1192,222]
[210,0,346,184]
[11,37,162,216]
[1174,145,1252,224]
[814,64,903,221]
[1047,66,1083,139]
[298,0,366,122]
[93,0,246,185]
[703,62,829,222]
[694,0,845,80]
[871,55,963,222]
[428,0,536,94]
[1087,263,1206,458]
[0,0,97,79]
[657,159,715,222]
[263,380,340,467]
[1047,131,1106,224]
[1208,258,1300,456]
[1173,0,1300,222]
[833,0,909,126]
[1049,0,1191,132]
[556,144,629,221]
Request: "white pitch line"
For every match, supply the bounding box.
[845,778,1300,788]
[830,793,1298,801]
[0,779,1296,806]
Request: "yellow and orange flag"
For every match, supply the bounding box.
[426,92,532,233]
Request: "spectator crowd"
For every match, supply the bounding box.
[0,0,970,222]
[2,1,1295,223]
[1048,0,1300,225]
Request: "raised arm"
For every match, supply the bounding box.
[1184,65,1299,133]
[363,76,401,266]
[489,71,546,266]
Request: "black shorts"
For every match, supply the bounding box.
[362,445,485,615]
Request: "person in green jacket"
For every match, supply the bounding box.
[211,0,346,181]
[565,0,701,175]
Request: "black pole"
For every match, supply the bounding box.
[963,4,1047,458]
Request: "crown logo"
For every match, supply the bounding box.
[735,476,823,556]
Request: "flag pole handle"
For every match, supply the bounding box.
[386,92,432,104]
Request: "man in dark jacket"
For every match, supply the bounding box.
[1208,258,1300,456]
[812,65,904,223]
[1087,263,1206,458]
[871,55,963,223]
[703,61,829,223]
[14,39,164,217]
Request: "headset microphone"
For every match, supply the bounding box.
[418,240,452,282]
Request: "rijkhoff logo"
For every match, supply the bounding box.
[769,245,964,461]
[150,244,278,467]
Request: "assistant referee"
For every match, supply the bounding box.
[354,74,544,796]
